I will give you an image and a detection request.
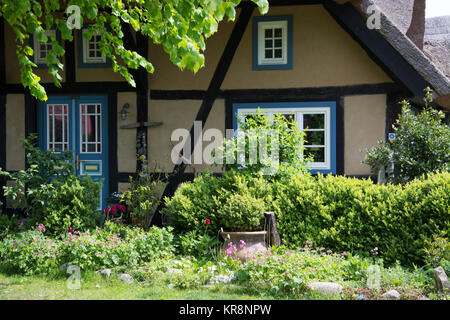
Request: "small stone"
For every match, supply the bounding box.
[119,273,133,284]
[95,269,112,278]
[380,289,401,300]
[433,266,450,293]
[306,282,343,297]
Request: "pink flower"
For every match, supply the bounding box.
[37,224,46,233]
[327,250,332,254]
[205,218,211,225]
[18,221,24,228]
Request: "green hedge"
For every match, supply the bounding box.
[164,170,449,266]
[274,172,449,266]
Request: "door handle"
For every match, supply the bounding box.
[76,155,80,171]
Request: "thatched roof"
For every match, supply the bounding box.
[424,16,450,79]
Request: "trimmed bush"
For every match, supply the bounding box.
[162,170,273,235]
[164,170,449,266]
[274,172,449,266]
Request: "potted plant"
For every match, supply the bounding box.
[218,193,267,261]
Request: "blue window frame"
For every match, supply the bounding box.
[29,29,61,68]
[233,101,336,174]
[253,15,293,70]
[77,27,111,68]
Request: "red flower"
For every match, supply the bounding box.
[205,219,211,225]
[115,204,126,213]
[68,227,73,233]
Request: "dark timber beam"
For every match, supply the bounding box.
[108,91,119,195]
[2,82,135,95]
[0,19,6,212]
[150,83,405,100]
[135,32,149,170]
[24,93,38,169]
[152,2,256,226]
[64,36,76,83]
[0,94,6,213]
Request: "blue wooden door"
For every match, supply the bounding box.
[38,96,109,209]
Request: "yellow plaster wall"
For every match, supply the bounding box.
[147,99,225,173]
[5,94,25,171]
[117,92,138,173]
[344,94,387,175]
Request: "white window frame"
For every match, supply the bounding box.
[79,103,102,154]
[34,30,56,65]
[236,107,331,170]
[257,20,288,66]
[46,103,69,153]
[82,30,106,64]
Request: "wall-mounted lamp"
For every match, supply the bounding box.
[120,103,130,120]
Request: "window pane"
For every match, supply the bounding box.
[303,114,325,129]
[274,49,282,58]
[265,39,272,48]
[305,131,325,146]
[264,28,273,38]
[305,147,325,162]
[274,28,282,37]
[265,50,273,59]
[81,104,101,153]
[47,104,68,152]
[274,39,282,48]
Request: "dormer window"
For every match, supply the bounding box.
[78,28,110,67]
[33,30,56,66]
[253,16,293,70]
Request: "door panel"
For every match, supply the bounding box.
[39,96,109,209]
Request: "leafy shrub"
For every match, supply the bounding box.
[273,171,450,266]
[28,175,101,236]
[0,226,175,274]
[0,231,59,275]
[177,230,221,259]
[423,234,450,267]
[121,155,167,228]
[163,170,272,236]
[133,226,175,262]
[217,194,266,231]
[103,220,145,241]
[0,215,21,240]
[233,244,371,296]
[165,168,448,266]
[214,109,311,176]
[0,135,102,235]
[363,88,450,184]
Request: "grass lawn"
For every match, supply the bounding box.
[0,273,291,300]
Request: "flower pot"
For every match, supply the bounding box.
[220,231,267,262]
